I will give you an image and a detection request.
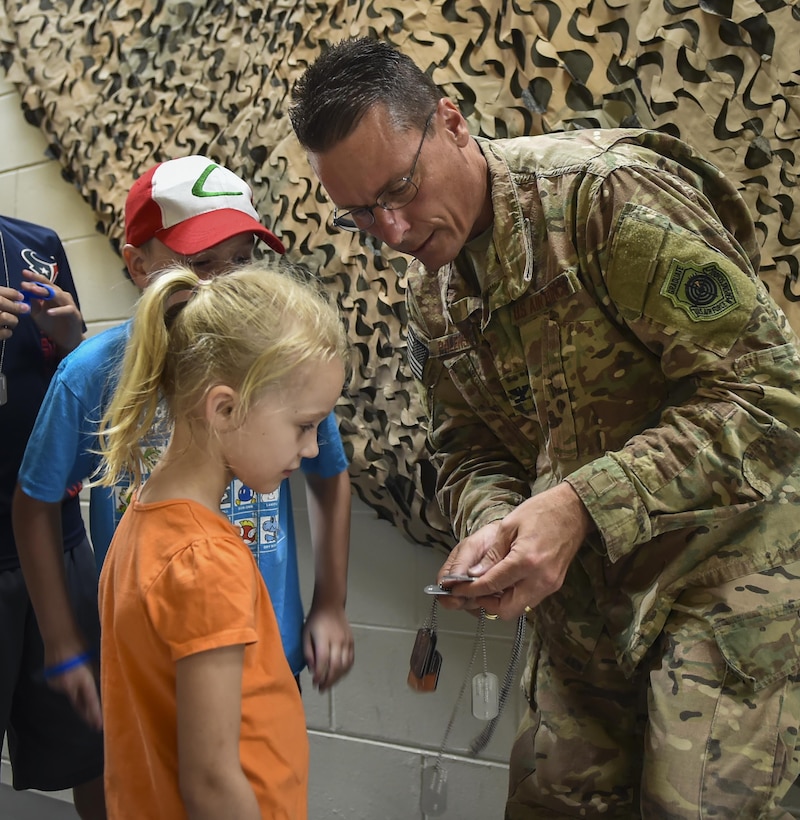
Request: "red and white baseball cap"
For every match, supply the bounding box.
[125,155,284,255]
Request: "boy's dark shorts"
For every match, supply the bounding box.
[0,538,104,791]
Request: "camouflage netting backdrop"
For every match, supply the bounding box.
[1,0,798,552]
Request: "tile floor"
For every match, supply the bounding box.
[0,784,77,819]
[2,780,800,819]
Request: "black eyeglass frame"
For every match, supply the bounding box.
[331,109,437,232]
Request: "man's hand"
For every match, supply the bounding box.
[20,268,84,354]
[303,602,354,692]
[437,482,595,619]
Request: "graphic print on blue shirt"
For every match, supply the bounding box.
[220,480,286,572]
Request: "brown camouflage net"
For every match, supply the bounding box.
[1,0,798,552]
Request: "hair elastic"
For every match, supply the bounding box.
[21,283,56,303]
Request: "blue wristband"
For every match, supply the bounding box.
[42,650,95,680]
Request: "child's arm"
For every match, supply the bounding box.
[13,487,102,730]
[303,469,353,691]
[176,645,260,820]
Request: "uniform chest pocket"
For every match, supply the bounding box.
[517,317,579,461]
[517,314,667,465]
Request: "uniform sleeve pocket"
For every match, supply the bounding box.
[714,602,800,691]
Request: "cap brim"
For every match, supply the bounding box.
[156,209,285,255]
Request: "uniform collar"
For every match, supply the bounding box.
[441,137,535,329]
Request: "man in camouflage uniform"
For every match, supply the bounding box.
[291,36,800,818]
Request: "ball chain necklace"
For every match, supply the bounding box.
[410,595,527,816]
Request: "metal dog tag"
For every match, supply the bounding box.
[409,628,437,679]
[421,764,448,816]
[472,671,499,720]
[0,373,6,406]
[421,650,442,692]
[408,649,442,693]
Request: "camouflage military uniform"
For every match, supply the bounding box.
[405,128,800,818]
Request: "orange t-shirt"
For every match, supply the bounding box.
[99,497,308,819]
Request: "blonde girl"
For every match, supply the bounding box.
[95,261,348,820]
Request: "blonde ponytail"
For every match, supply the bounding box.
[95,260,349,489]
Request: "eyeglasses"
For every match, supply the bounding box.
[332,109,436,232]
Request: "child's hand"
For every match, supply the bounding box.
[44,656,103,732]
[0,281,30,340]
[20,268,84,354]
[302,603,354,691]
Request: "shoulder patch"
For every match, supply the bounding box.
[660,259,739,321]
[607,205,758,355]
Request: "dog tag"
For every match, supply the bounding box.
[407,666,425,690]
[408,650,442,693]
[0,373,6,406]
[472,671,499,720]
[409,628,436,678]
[420,650,442,692]
[421,764,448,816]
[424,584,453,596]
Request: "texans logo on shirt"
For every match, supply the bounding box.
[19,248,60,361]
[21,248,58,282]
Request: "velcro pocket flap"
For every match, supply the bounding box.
[714,602,800,691]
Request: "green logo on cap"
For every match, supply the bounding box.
[191,165,243,198]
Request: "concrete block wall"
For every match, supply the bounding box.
[1,67,524,818]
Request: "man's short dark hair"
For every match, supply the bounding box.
[290,36,442,152]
